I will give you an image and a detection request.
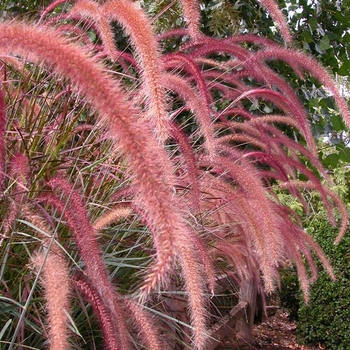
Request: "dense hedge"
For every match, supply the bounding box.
[297,215,350,349]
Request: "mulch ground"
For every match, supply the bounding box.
[221,309,321,349]
[252,310,319,349]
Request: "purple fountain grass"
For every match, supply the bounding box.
[175,239,209,350]
[243,152,338,223]
[162,73,216,153]
[226,81,315,151]
[40,177,130,350]
[227,33,283,47]
[288,232,321,285]
[216,132,266,151]
[215,123,274,153]
[1,56,26,77]
[198,157,283,291]
[110,179,211,349]
[0,21,178,291]
[216,116,329,183]
[3,153,30,236]
[42,13,103,49]
[178,0,202,40]
[103,0,170,142]
[57,2,136,67]
[183,37,252,63]
[232,88,308,119]
[167,0,293,44]
[158,27,189,41]
[136,204,211,348]
[124,299,165,350]
[70,0,117,61]
[258,0,293,44]
[43,176,209,350]
[48,23,92,46]
[195,56,240,72]
[198,174,272,293]
[180,37,318,151]
[246,114,299,129]
[41,8,139,68]
[0,90,5,191]
[185,223,216,294]
[215,118,270,147]
[276,226,313,301]
[274,208,335,302]
[198,165,337,302]
[258,124,330,179]
[2,1,350,348]
[31,246,71,350]
[202,70,251,101]
[164,52,213,107]
[72,273,121,350]
[228,194,281,291]
[299,231,335,282]
[255,48,350,125]
[170,123,201,211]
[20,205,59,244]
[42,11,104,49]
[60,0,171,142]
[93,203,132,231]
[212,120,323,218]
[214,241,260,284]
[217,108,258,122]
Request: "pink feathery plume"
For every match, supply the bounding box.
[258,0,293,44]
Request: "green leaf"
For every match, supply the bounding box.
[339,148,350,163]
[324,153,339,168]
[343,33,350,43]
[338,60,350,76]
[331,115,346,131]
[308,18,318,32]
[301,30,313,43]
[319,35,330,51]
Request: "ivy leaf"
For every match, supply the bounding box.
[319,35,330,51]
[308,17,318,32]
[338,60,350,76]
[339,148,350,163]
[324,153,339,168]
[301,29,313,43]
[331,115,346,131]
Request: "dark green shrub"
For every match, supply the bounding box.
[297,215,350,349]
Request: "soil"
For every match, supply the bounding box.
[222,309,320,350]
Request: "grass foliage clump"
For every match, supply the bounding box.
[0,1,349,349]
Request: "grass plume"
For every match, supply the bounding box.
[31,246,71,350]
